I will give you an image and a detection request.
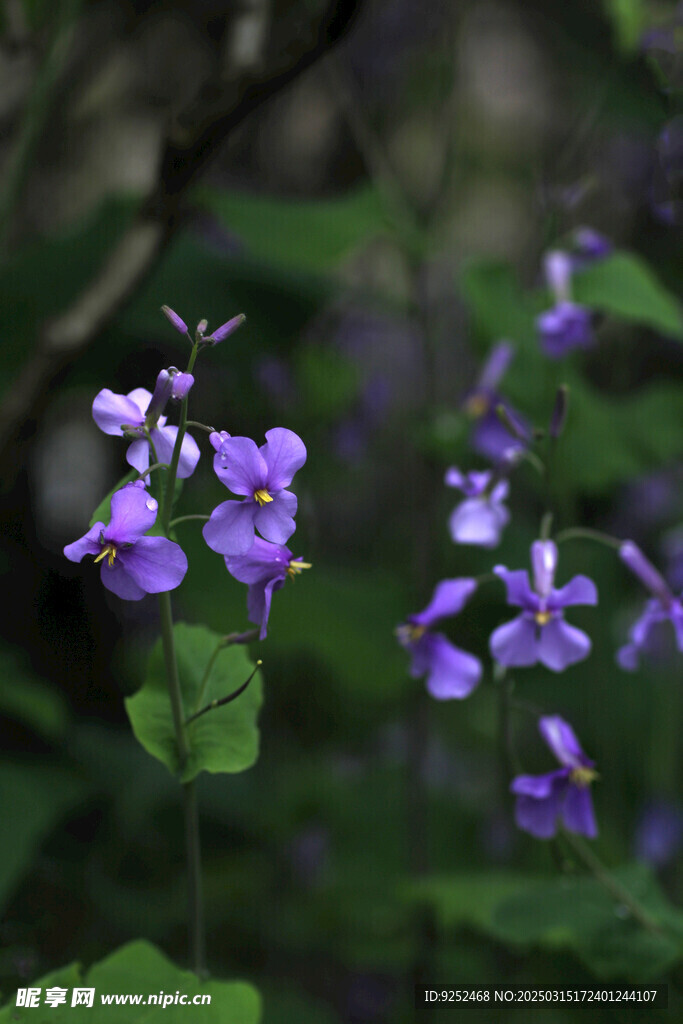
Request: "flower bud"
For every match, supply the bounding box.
[172,373,194,400]
[196,319,208,337]
[161,305,188,334]
[531,539,558,598]
[619,541,672,605]
[544,250,573,304]
[144,369,173,425]
[209,313,246,344]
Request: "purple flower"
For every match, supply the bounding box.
[63,482,188,600]
[203,428,306,556]
[445,467,510,548]
[396,579,482,699]
[511,715,598,840]
[571,227,613,268]
[461,341,530,461]
[634,800,683,868]
[537,251,593,358]
[490,540,597,671]
[617,541,683,670]
[224,537,310,639]
[92,386,200,479]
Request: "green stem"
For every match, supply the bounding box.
[162,343,200,533]
[554,527,621,550]
[560,829,662,935]
[168,514,210,530]
[158,590,205,976]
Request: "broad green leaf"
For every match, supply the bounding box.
[0,647,68,740]
[459,260,536,349]
[125,623,262,782]
[490,863,683,981]
[192,185,388,274]
[0,940,261,1022]
[0,763,86,912]
[403,872,544,933]
[573,251,683,339]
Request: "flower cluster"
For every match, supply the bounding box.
[65,307,309,639]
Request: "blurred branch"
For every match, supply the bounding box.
[0,0,363,467]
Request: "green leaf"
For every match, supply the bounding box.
[403,872,543,933]
[490,864,683,981]
[459,259,536,349]
[0,647,68,740]
[602,0,646,52]
[192,185,388,275]
[125,623,262,782]
[0,763,86,912]
[0,940,261,1022]
[573,251,683,339]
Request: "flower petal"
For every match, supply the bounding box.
[538,715,586,769]
[616,643,640,671]
[127,388,153,416]
[549,574,598,609]
[537,617,591,672]
[514,779,566,839]
[150,425,200,478]
[261,428,307,490]
[247,576,285,640]
[225,537,291,585]
[422,633,482,700]
[493,567,537,609]
[511,769,568,799]
[490,615,538,667]
[105,483,158,545]
[99,560,147,600]
[213,436,268,495]
[119,537,188,593]
[449,497,508,548]
[203,500,256,556]
[64,522,105,562]
[253,489,297,545]
[126,438,150,475]
[562,784,598,838]
[413,578,478,628]
[92,390,144,436]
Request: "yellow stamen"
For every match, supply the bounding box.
[569,766,599,788]
[94,543,117,567]
[535,610,553,626]
[464,393,490,419]
[395,623,428,644]
[253,489,273,506]
[286,560,312,580]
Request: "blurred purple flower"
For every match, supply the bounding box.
[224,537,310,639]
[445,467,510,548]
[64,482,187,600]
[397,579,482,699]
[92,385,200,479]
[617,541,683,670]
[537,251,593,358]
[490,540,597,671]
[171,373,194,400]
[461,341,530,461]
[634,800,683,868]
[203,428,306,556]
[570,227,613,269]
[511,715,598,840]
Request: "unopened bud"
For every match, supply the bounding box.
[549,385,569,439]
[209,313,246,345]
[161,305,188,334]
[619,541,672,605]
[196,319,208,337]
[144,369,173,425]
[172,373,194,400]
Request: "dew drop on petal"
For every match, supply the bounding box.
[146,498,158,511]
